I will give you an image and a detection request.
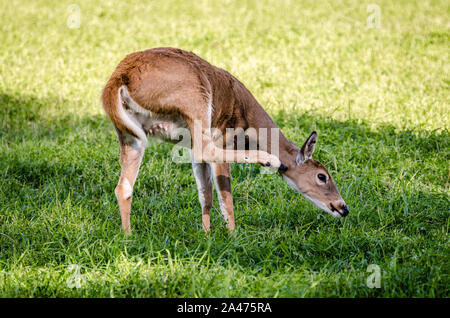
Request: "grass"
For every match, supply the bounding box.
[0,0,448,297]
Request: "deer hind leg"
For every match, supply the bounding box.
[115,130,145,234]
[191,158,213,232]
[211,163,235,232]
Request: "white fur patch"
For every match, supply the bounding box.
[117,86,148,147]
[208,96,213,129]
[211,168,227,219]
[120,178,132,200]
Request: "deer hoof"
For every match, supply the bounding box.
[267,154,281,169]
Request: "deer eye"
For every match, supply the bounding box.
[317,173,327,183]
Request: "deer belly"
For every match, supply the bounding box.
[137,114,187,143]
[125,105,188,143]
[146,119,187,142]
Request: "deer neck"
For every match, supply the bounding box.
[240,89,300,166]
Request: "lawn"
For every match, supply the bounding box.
[0,0,448,297]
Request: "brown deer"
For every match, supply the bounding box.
[101,47,349,234]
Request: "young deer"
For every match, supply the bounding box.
[102,47,349,234]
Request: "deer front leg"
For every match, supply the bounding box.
[115,132,145,234]
[191,159,213,232]
[211,163,234,232]
[190,122,281,168]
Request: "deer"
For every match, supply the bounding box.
[101,47,349,234]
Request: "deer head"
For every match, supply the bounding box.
[279,131,349,218]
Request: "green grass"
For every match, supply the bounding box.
[0,0,449,297]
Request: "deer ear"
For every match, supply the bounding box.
[296,131,317,165]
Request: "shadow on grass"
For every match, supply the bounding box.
[1,91,448,189]
[1,92,448,291]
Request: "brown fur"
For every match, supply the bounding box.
[102,48,294,154]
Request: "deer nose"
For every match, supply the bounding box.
[341,205,349,217]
